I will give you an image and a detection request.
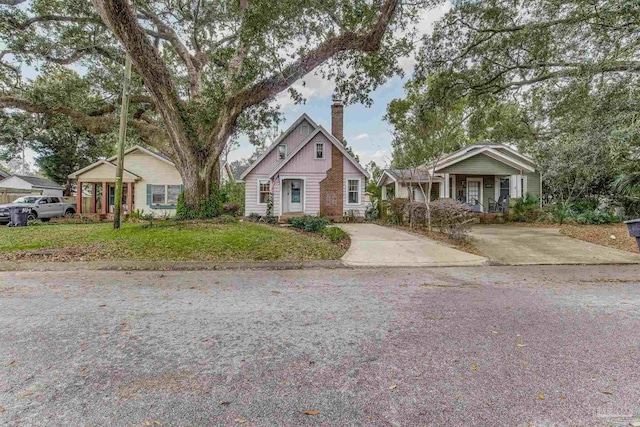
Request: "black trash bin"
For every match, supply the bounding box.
[8,206,31,227]
[625,219,640,251]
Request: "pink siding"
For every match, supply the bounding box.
[343,173,367,216]
[278,133,332,174]
[251,119,314,175]
[244,173,270,216]
[343,155,361,174]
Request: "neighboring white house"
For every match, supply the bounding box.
[240,100,369,220]
[0,175,64,197]
[69,145,183,216]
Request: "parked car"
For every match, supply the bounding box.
[0,196,76,224]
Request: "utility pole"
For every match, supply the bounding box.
[114,55,131,229]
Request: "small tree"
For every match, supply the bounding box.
[386,76,468,230]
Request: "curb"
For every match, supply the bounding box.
[0,260,347,272]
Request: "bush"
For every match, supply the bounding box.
[222,202,241,216]
[176,187,223,220]
[289,215,329,233]
[247,212,261,222]
[406,199,474,240]
[214,214,237,224]
[343,210,360,223]
[389,198,409,225]
[322,226,349,243]
[365,205,379,221]
[511,194,540,222]
[574,208,620,225]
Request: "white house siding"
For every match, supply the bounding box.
[0,176,63,197]
[123,152,183,216]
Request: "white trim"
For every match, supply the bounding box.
[240,114,318,180]
[107,145,175,167]
[269,126,369,179]
[279,176,307,215]
[451,174,456,199]
[466,177,483,210]
[435,147,535,173]
[495,176,500,201]
[68,159,141,180]
[277,144,287,161]
[376,170,397,187]
[522,175,528,197]
[345,177,362,205]
[314,141,325,160]
[257,178,271,205]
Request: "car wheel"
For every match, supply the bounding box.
[65,209,75,218]
[27,212,37,221]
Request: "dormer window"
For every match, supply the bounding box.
[277,144,286,160]
[315,142,324,159]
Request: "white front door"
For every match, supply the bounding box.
[466,178,483,208]
[287,180,303,213]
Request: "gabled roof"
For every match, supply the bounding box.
[268,125,370,179]
[437,143,535,169]
[107,145,175,167]
[68,160,141,180]
[434,145,535,173]
[376,169,443,187]
[239,113,318,180]
[0,169,10,180]
[9,175,64,190]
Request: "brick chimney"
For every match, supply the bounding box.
[331,97,344,142]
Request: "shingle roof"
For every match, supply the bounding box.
[0,170,10,180]
[14,175,63,189]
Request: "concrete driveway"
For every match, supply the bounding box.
[471,225,640,265]
[339,223,486,267]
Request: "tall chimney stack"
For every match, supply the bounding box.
[331,97,344,142]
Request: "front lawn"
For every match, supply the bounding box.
[0,221,347,262]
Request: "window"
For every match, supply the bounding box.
[315,142,324,159]
[300,123,310,136]
[499,178,510,199]
[151,185,166,205]
[167,185,181,205]
[347,179,360,204]
[449,177,453,199]
[277,144,287,160]
[49,197,61,203]
[258,180,270,204]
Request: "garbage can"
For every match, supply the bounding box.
[625,219,640,251]
[8,206,31,227]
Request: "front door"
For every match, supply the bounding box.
[288,180,303,212]
[466,178,483,207]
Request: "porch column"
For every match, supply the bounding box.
[101,182,108,215]
[451,175,457,200]
[510,174,523,198]
[90,183,97,214]
[439,177,446,198]
[127,182,133,214]
[443,173,450,198]
[76,181,82,214]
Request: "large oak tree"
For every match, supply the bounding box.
[0,0,428,212]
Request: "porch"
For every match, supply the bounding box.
[76,181,135,216]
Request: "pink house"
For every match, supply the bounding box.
[240,100,369,221]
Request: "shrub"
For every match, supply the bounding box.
[406,199,474,241]
[574,208,620,225]
[343,210,361,223]
[322,226,349,243]
[389,198,409,225]
[247,212,261,222]
[511,194,540,222]
[222,202,242,216]
[176,187,223,219]
[214,214,237,224]
[289,215,329,233]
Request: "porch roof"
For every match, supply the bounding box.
[69,160,140,183]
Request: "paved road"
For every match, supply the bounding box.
[1,266,640,427]
[472,225,640,265]
[339,223,486,267]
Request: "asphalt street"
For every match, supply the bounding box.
[1,265,639,426]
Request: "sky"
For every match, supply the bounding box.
[8,2,452,173]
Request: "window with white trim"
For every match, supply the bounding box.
[277,144,286,160]
[347,179,360,204]
[499,178,510,199]
[315,142,324,159]
[258,180,270,204]
[167,185,181,205]
[150,185,181,206]
[300,123,310,136]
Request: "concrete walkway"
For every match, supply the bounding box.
[338,223,487,267]
[471,225,640,265]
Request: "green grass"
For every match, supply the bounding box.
[0,221,346,261]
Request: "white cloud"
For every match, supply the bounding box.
[353,133,369,140]
[354,149,391,168]
[273,71,336,110]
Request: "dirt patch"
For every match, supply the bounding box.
[0,243,108,262]
[117,370,210,399]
